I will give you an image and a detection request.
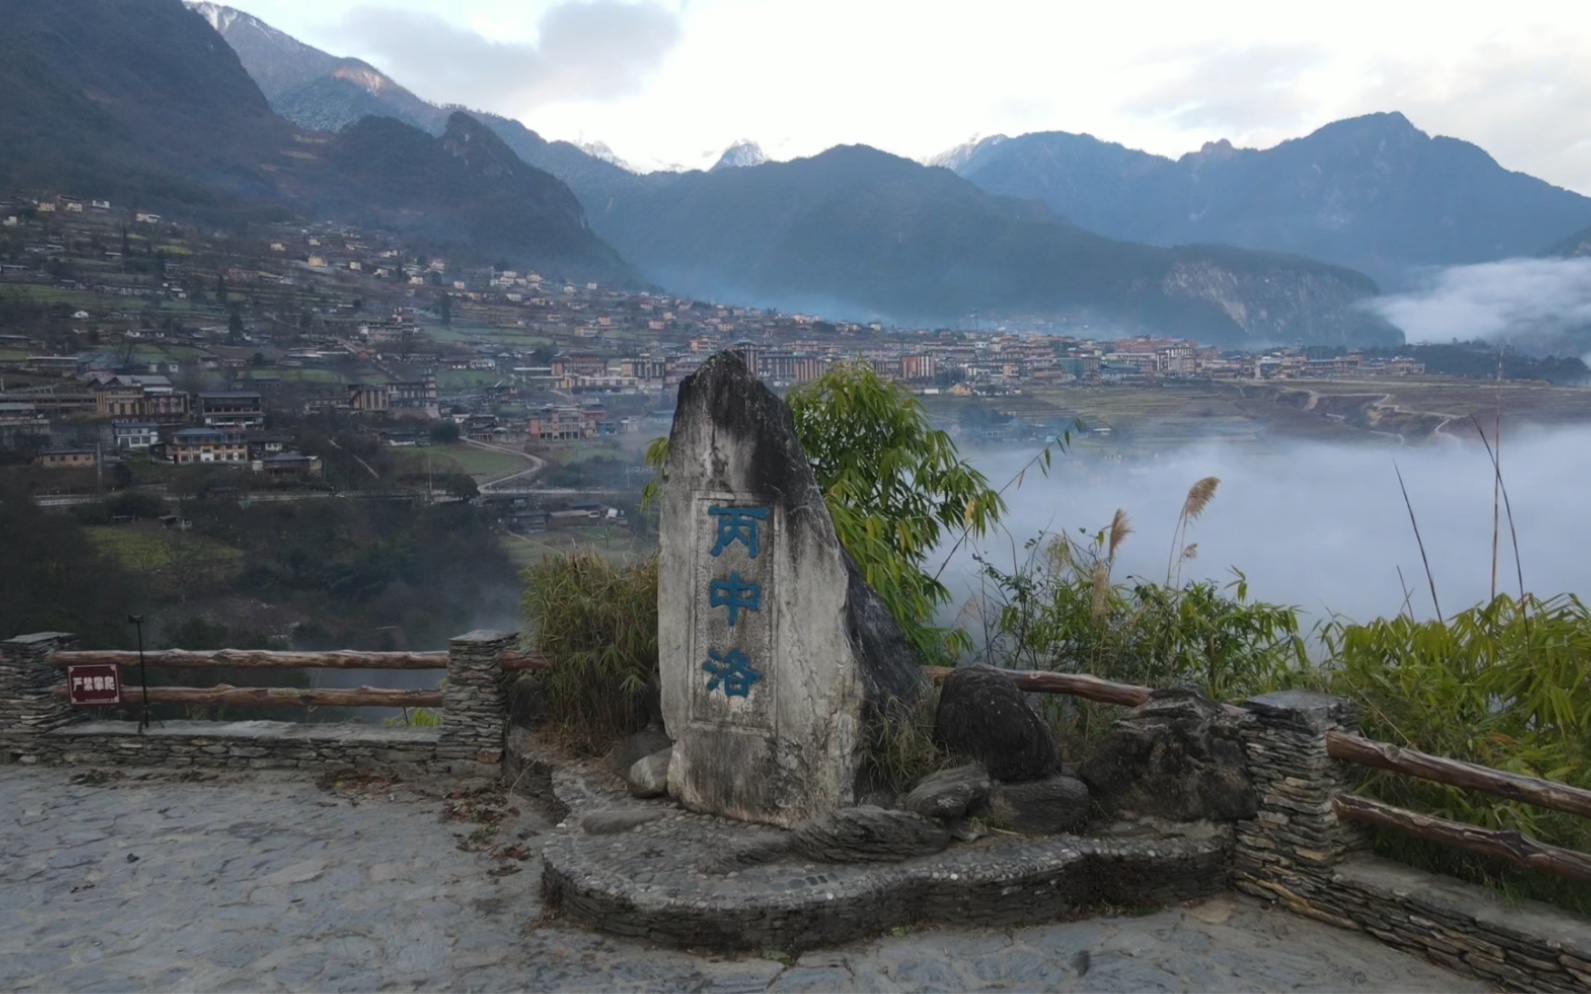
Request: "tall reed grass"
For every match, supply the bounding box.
[521,553,659,754]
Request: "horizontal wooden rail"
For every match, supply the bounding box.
[498,650,552,671]
[52,684,444,708]
[1327,730,1591,821]
[1334,794,1591,885]
[923,666,1152,708]
[50,649,449,670]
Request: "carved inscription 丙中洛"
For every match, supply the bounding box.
[690,497,776,730]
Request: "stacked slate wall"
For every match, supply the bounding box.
[1234,690,1591,991]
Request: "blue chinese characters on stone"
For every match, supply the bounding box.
[708,505,769,559]
[708,571,762,626]
[702,648,762,698]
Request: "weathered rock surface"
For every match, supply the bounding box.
[904,763,992,821]
[658,351,923,828]
[1079,689,1256,822]
[990,774,1091,834]
[791,805,952,863]
[627,748,672,799]
[935,666,1058,782]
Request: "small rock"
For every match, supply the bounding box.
[581,808,666,835]
[627,748,671,799]
[603,728,673,780]
[990,774,1090,834]
[935,666,1058,782]
[791,805,951,863]
[903,763,992,821]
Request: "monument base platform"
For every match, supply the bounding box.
[538,763,1232,953]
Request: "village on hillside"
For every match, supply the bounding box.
[0,188,1533,518]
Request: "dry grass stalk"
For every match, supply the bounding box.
[1107,509,1132,560]
[1167,477,1220,586]
[1090,561,1111,621]
[1183,477,1220,521]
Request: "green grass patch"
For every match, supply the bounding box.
[85,524,245,599]
[400,444,526,479]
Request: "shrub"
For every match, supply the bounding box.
[1318,593,1591,914]
[521,553,659,753]
[861,686,956,800]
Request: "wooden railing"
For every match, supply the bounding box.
[1325,730,1591,885]
[931,664,1591,886]
[923,665,1152,707]
[45,647,552,711]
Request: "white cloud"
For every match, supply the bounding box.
[329,1,681,109]
[942,428,1589,630]
[225,0,1591,194]
[1370,258,1591,355]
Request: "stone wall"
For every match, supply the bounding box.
[0,630,515,780]
[1233,690,1591,992]
[0,633,83,763]
[437,629,515,777]
[27,720,439,774]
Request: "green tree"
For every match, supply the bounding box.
[434,292,452,326]
[227,306,244,342]
[789,364,1006,659]
[215,274,228,302]
[428,420,461,444]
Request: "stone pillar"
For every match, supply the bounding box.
[438,630,514,775]
[0,632,80,764]
[658,352,922,828]
[1233,690,1371,924]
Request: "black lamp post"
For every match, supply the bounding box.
[128,614,149,732]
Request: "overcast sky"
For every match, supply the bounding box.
[227,0,1591,191]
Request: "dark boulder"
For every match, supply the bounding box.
[990,774,1091,834]
[1078,689,1256,822]
[935,666,1058,782]
[791,805,952,863]
[903,763,992,821]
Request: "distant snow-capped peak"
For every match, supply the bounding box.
[712,139,768,171]
[926,134,1009,171]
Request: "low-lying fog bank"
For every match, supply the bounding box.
[943,425,1589,627]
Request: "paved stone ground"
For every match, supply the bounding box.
[0,766,1488,993]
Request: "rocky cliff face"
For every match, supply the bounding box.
[1161,255,1400,347]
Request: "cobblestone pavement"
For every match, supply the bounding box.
[0,766,1487,993]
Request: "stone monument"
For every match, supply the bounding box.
[658,350,921,827]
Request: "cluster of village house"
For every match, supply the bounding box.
[0,194,1433,472]
[0,370,323,477]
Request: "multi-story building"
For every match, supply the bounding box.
[526,406,595,443]
[112,421,160,450]
[196,392,265,429]
[166,427,248,464]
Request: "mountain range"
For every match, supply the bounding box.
[936,120,1591,289]
[0,0,625,280]
[8,1,1589,347]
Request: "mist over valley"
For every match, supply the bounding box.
[946,425,1586,633]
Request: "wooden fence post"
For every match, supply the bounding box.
[438,629,515,776]
[1233,689,1373,926]
[0,633,80,764]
